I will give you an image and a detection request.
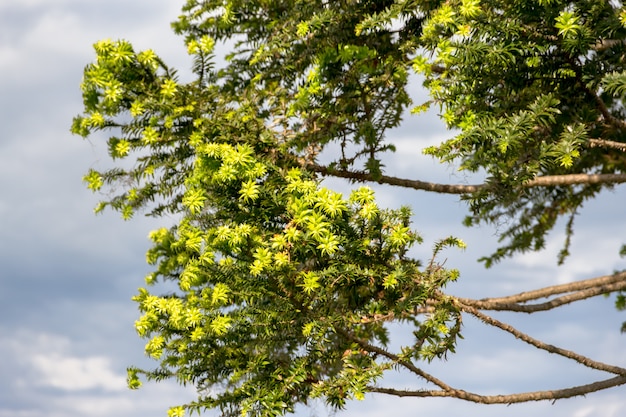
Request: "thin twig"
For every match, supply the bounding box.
[336,328,452,391]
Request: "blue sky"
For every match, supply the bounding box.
[1,1,625,416]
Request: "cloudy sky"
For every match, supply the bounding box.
[1,1,625,417]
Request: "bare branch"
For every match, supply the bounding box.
[528,173,626,187]
[309,163,626,194]
[310,163,482,194]
[368,375,626,404]
[459,281,626,313]
[431,63,446,74]
[347,274,626,406]
[358,311,397,323]
[589,138,626,151]
[463,271,626,306]
[361,272,626,317]
[570,59,626,131]
[593,38,626,51]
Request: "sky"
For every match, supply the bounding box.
[0,1,625,417]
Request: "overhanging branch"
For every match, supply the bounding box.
[460,281,626,313]
[589,138,626,151]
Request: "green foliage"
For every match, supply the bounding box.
[73,7,465,413]
[173,0,420,177]
[418,0,626,264]
[74,0,626,415]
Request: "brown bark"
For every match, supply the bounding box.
[368,376,626,404]
[457,271,626,312]
[310,163,626,194]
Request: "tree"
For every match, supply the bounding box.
[71,0,626,416]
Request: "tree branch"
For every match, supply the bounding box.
[593,38,626,51]
[527,173,626,187]
[362,293,626,404]
[462,271,626,306]
[348,274,626,406]
[310,163,482,194]
[571,58,626,131]
[336,328,452,391]
[458,303,626,376]
[309,163,626,194]
[458,280,626,313]
[361,272,626,317]
[589,138,626,151]
[368,375,626,404]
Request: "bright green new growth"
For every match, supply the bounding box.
[72,28,462,417]
[73,0,626,415]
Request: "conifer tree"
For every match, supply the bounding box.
[73,1,626,415]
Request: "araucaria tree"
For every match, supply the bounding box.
[72,0,626,415]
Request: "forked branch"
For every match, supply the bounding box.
[358,308,626,405]
[343,271,626,405]
[337,328,453,391]
[458,271,626,312]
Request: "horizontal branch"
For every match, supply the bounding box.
[589,138,626,151]
[310,163,481,194]
[458,271,626,312]
[528,172,626,187]
[463,282,626,314]
[460,281,626,313]
[368,375,626,404]
[310,164,626,194]
[464,271,626,306]
[593,38,626,51]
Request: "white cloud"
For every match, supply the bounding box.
[0,329,197,417]
[0,11,82,84]
[41,383,196,417]
[0,385,197,417]
[0,411,46,417]
[0,1,189,87]
[2,330,125,392]
[30,353,125,391]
